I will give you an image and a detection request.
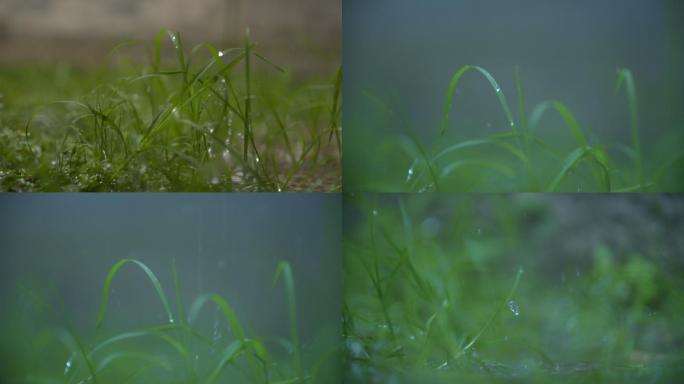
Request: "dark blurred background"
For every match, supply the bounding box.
[344,0,684,189]
[0,0,340,74]
[0,193,341,348]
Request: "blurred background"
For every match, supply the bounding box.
[0,193,341,376]
[344,0,684,190]
[0,0,340,74]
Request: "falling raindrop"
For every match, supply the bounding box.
[372,209,379,216]
[495,87,501,93]
[437,361,449,370]
[477,228,482,236]
[222,149,231,163]
[210,176,220,185]
[169,318,175,324]
[508,300,520,316]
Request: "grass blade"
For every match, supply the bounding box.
[441,65,516,136]
[273,261,303,383]
[96,259,174,331]
[616,68,644,190]
[457,267,524,357]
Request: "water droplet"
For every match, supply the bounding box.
[372,209,379,216]
[406,167,414,182]
[575,267,580,277]
[222,149,231,163]
[51,160,57,167]
[210,176,220,185]
[64,353,75,375]
[510,121,515,127]
[139,164,147,174]
[437,361,449,370]
[277,187,282,192]
[255,156,260,163]
[507,300,520,316]
[218,50,224,57]
[169,318,175,324]
[495,87,501,93]
[409,335,416,341]
[195,354,199,361]
[477,228,482,235]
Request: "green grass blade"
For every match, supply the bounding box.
[529,100,588,149]
[206,340,246,384]
[273,261,303,383]
[96,259,174,331]
[615,68,644,190]
[457,267,524,357]
[441,65,516,136]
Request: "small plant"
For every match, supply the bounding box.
[0,29,341,191]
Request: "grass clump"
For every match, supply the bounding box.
[343,194,684,383]
[0,29,341,191]
[0,258,338,383]
[347,66,683,192]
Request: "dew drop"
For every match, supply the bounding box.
[64,353,75,375]
[507,300,520,316]
[406,167,414,182]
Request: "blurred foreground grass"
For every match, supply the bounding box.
[343,194,684,383]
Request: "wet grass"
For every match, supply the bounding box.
[0,29,341,191]
[0,259,338,383]
[345,66,683,192]
[343,194,684,383]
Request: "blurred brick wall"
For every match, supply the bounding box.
[0,0,340,70]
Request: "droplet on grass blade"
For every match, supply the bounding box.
[508,300,520,316]
[406,166,414,182]
[64,352,75,375]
